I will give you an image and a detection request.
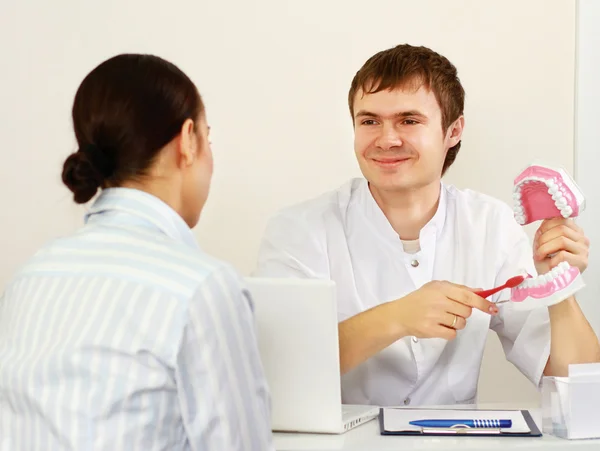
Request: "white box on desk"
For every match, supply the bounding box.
[542,364,600,439]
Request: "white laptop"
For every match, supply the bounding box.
[245,277,379,434]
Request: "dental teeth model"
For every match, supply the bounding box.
[508,262,586,310]
[513,164,585,225]
[509,164,586,309]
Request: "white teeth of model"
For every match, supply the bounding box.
[544,273,553,283]
[551,267,561,278]
[559,261,570,270]
[514,205,524,214]
[548,185,559,195]
[519,279,527,288]
[546,179,557,188]
[513,190,521,200]
[529,278,537,287]
[552,192,562,201]
[556,198,567,209]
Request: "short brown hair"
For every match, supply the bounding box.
[348,44,465,175]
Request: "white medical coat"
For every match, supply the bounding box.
[254,178,550,406]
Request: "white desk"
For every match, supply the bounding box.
[273,403,600,450]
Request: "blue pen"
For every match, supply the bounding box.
[409,419,512,428]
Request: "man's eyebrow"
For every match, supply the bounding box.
[394,110,427,118]
[354,109,427,119]
[354,110,378,118]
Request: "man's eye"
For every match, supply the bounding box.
[403,119,418,125]
[362,120,378,125]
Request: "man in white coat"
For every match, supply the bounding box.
[254,44,600,406]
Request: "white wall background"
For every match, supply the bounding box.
[0,0,586,404]
[574,0,600,338]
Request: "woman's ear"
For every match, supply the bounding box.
[178,118,197,167]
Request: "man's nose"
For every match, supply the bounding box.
[375,123,403,150]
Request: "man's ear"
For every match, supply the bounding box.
[178,118,196,167]
[446,116,464,148]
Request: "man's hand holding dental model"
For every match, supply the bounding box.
[532,217,598,376]
[534,217,589,275]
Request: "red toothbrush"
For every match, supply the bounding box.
[475,273,530,298]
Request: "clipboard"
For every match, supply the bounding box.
[379,408,542,437]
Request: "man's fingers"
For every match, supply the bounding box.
[535,236,586,261]
[440,282,498,315]
[536,224,583,247]
[444,282,482,293]
[440,312,466,330]
[445,302,472,319]
[468,291,499,315]
[434,325,457,341]
[536,217,573,236]
[549,250,588,273]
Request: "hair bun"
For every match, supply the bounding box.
[61,145,110,204]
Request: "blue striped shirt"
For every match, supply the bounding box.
[0,188,273,451]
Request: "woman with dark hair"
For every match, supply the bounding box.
[0,54,272,450]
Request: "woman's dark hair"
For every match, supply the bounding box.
[62,53,204,203]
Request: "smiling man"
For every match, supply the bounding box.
[254,44,600,406]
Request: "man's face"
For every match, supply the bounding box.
[352,83,462,193]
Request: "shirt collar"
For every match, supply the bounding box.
[359,178,447,244]
[84,187,199,250]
